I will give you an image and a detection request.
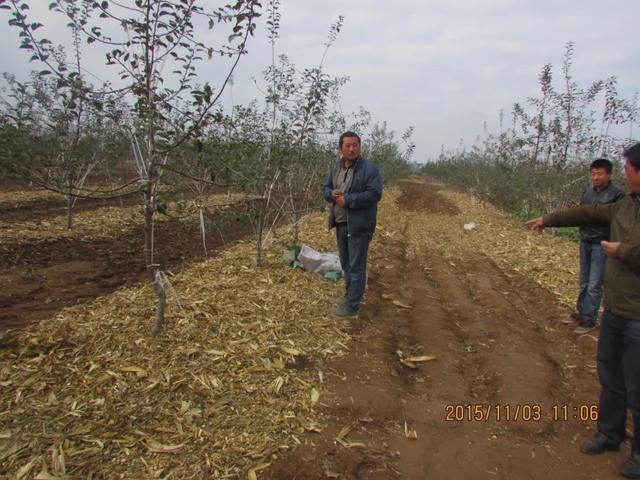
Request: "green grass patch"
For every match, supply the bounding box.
[513,206,580,243]
[554,226,580,242]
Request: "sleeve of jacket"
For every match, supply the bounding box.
[323,165,334,203]
[614,188,626,202]
[543,202,618,227]
[345,162,382,209]
[617,241,640,268]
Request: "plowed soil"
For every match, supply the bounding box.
[0,197,253,330]
[264,180,621,480]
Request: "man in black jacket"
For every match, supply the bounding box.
[567,158,625,334]
[323,131,382,317]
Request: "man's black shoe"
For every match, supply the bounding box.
[574,318,597,335]
[580,432,620,455]
[620,453,640,478]
[329,305,358,318]
[329,296,347,306]
[562,312,582,325]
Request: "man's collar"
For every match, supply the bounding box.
[341,156,360,168]
[593,181,611,193]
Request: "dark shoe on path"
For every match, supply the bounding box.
[562,312,582,325]
[580,432,620,455]
[574,319,597,335]
[329,305,358,318]
[329,296,347,306]
[620,453,640,478]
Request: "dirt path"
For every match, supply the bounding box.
[264,180,623,479]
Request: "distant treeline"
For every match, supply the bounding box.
[423,42,637,218]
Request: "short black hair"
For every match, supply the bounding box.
[590,158,613,173]
[339,131,361,148]
[624,142,640,172]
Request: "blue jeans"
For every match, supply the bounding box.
[577,240,607,325]
[597,311,640,453]
[336,224,371,312]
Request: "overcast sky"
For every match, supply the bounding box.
[1,1,639,163]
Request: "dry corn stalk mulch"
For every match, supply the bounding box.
[380,178,579,308]
[0,189,61,206]
[1,193,256,245]
[0,184,201,207]
[0,215,347,479]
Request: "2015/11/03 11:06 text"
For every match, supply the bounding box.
[444,404,598,422]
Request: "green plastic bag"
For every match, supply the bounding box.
[323,270,343,282]
[283,244,302,267]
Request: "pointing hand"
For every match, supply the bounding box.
[525,217,545,234]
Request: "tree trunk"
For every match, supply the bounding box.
[66,193,74,229]
[144,183,166,336]
[292,209,299,245]
[255,207,264,267]
[532,116,543,166]
[199,206,208,256]
[66,177,74,229]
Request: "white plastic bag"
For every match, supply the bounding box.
[297,244,342,275]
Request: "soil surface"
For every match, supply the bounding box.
[1,180,626,479]
[264,181,623,480]
[0,199,254,330]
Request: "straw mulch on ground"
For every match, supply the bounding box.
[1,213,347,479]
[0,189,61,206]
[1,193,255,244]
[1,178,581,479]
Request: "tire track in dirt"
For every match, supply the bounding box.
[264,180,623,479]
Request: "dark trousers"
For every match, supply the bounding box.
[597,310,640,452]
[578,240,607,325]
[335,223,371,311]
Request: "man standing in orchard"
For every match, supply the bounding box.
[526,143,640,478]
[323,131,382,317]
[566,158,624,334]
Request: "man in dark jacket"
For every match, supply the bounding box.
[323,131,382,317]
[526,143,640,478]
[567,158,625,334]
